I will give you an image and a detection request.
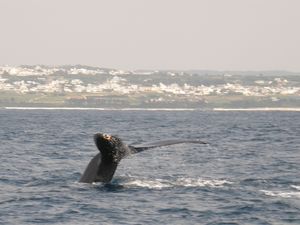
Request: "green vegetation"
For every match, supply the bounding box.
[1,91,299,108]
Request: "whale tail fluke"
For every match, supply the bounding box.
[80,134,207,184]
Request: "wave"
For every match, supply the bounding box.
[121,177,233,189]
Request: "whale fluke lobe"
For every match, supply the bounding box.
[129,139,207,153]
[79,133,207,183]
[79,153,102,183]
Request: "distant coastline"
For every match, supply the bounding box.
[1,65,299,109]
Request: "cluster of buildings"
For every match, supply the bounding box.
[0,66,299,99]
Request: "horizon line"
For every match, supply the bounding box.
[0,64,300,73]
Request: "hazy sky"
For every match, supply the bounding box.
[1,0,300,71]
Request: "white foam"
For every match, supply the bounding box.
[176,178,233,187]
[123,177,233,190]
[261,190,300,198]
[125,179,172,189]
[291,185,300,190]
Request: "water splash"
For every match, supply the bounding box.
[122,177,233,189]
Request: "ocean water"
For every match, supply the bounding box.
[0,109,299,225]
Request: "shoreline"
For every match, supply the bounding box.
[213,107,300,112]
[2,106,300,111]
[2,107,197,111]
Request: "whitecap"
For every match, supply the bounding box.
[260,190,300,198]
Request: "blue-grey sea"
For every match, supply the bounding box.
[0,109,300,225]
